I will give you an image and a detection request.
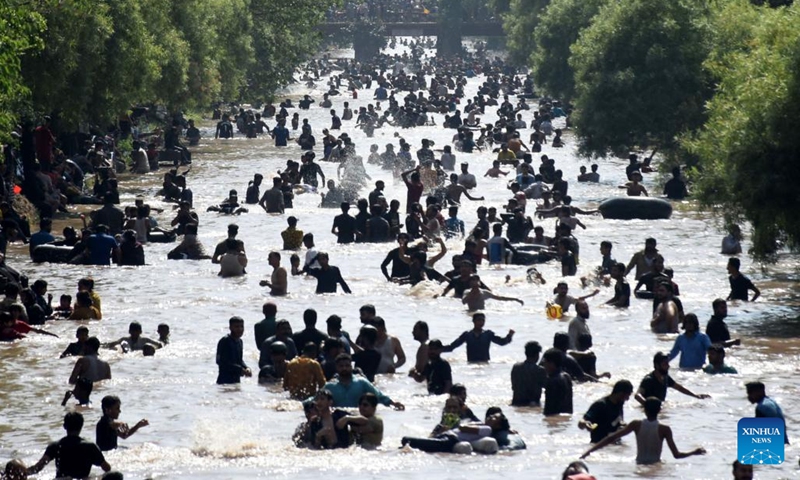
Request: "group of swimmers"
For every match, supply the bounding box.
[0,41,776,480]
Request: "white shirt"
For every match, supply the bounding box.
[304,248,321,269]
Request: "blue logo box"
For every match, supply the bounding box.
[738,417,785,465]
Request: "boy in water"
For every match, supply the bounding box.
[335,392,384,448]
[54,294,73,318]
[157,323,170,345]
[61,326,90,358]
[96,396,149,451]
[581,397,705,464]
[0,311,58,341]
[62,377,93,406]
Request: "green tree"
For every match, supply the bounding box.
[21,0,114,128]
[248,0,337,102]
[503,0,550,66]
[531,0,608,101]
[685,0,800,258]
[437,0,465,56]
[0,3,44,141]
[569,0,711,157]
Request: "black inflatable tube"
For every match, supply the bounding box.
[599,197,673,220]
[147,232,177,243]
[31,245,74,264]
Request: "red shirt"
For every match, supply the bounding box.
[0,327,25,341]
[12,320,32,334]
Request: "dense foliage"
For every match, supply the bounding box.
[685,0,800,258]
[531,0,607,101]
[568,0,711,157]
[501,0,550,65]
[2,0,337,132]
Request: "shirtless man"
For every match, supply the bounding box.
[650,282,679,333]
[260,251,288,296]
[620,171,648,196]
[68,337,111,384]
[462,275,524,311]
[445,173,484,206]
[374,318,406,374]
[409,321,430,376]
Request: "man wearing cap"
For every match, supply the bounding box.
[625,238,660,280]
[216,316,251,384]
[635,352,710,405]
[212,224,245,264]
[259,177,285,214]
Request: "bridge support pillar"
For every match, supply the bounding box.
[353,21,385,62]
[436,24,463,57]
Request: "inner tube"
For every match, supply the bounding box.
[510,251,551,266]
[147,232,177,243]
[494,431,527,451]
[31,245,74,264]
[598,197,673,220]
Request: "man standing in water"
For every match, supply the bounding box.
[580,397,706,464]
[304,252,351,294]
[706,298,741,347]
[216,316,251,384]
[578,380,633,443]
[442,313,514,362]
[323,354,405,410]
[625,238,660,280]
[635,352,710,405]
[745,381,788,444]
[727,257,760,302]
[510,341,547,406]
[26,412,111,478]
[259,251,287,295]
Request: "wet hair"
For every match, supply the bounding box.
[712,298,726,311]
[229,316,244,326]
[553,332,570,351]
[323,338,343,353]
[728,257,741,270]
[75,291,93,307]
[303,309,317,325]
[359,304,376,315]
[101,395,121,413]
[63,412,84,432]
[315,389,333,401]
[682,313,699,329]
[577,333,593,350]
[653,351,669,366]
[359,392,378,408]
[76,326,89,335]
[644,397,662,418]
[414,320,429,336]
[542,348,563,368]
[600,240,612,250]
[745,381,765,393]
[449,384,467,397]
[524,341,542,359]
[612,380,634,395]
[128,321,142,333]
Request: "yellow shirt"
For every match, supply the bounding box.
[89,291,102,315]
[69,306,101,320]
[283,356,325,399]
[281,227,304,250]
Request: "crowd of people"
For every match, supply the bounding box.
[0,38,778,480]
